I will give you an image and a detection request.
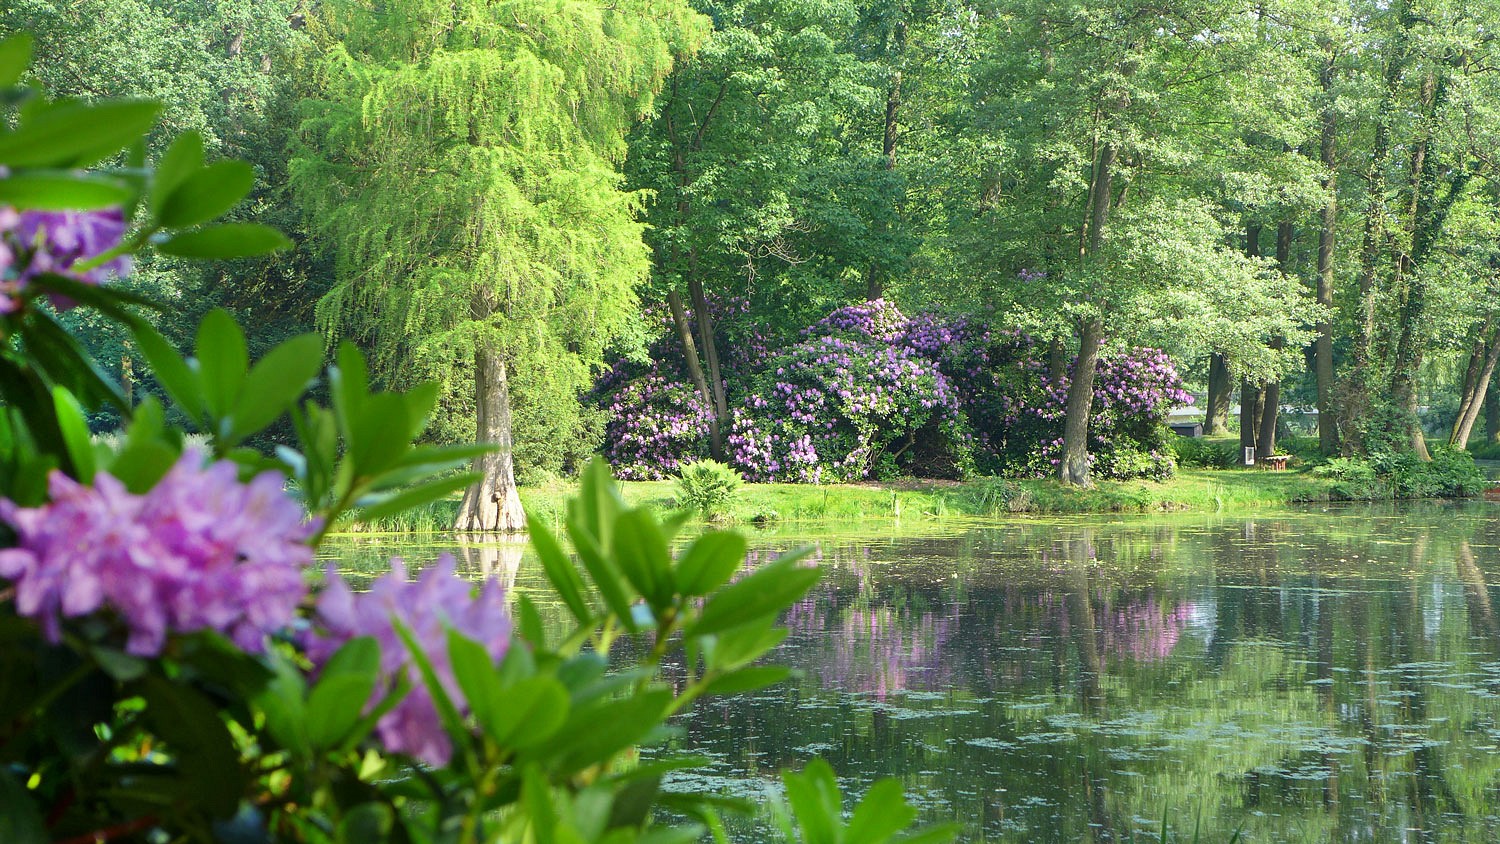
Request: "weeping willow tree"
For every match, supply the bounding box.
[293,0,705,530]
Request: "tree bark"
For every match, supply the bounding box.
[1047,338,1067,386]
[668,290,721,460]
[1058,140,1119,486]
[1060,318,1103,485]
[1451,320,1500,450]
[688,275,728,442]
[1257,221,1292,456]
[1487,372,1500,446]
[1204,355,1231,436]
[1240,380,1262,463]
[866,21,905,301]
[456,343,525,533]
[1315,48,1339,454]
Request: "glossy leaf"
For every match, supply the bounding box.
[527,514,592,624]
[673,531,747,597]
[158,223,293,259]
[0,33,32,88]
[227,332,322,442]
[51,386,95,483]
[195,308,247,422]
[688,548,820,637]
[149,131,205,216]
[0,99,161,168]
[305,636,381,751]
[155,159,254,228]
[0,172,132,210]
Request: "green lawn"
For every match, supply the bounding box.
[354,466,1344,533]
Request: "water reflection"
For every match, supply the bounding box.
[328,503,1500,842]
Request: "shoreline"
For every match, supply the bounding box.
[351,468,1487,533]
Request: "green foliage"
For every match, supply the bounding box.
[0,50,952,844]
[1169,438,1241,470]
[1314,447,1484,501]
[674,458,744,520]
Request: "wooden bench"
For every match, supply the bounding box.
[1258,454,1291,471]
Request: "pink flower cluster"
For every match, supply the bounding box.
[0,452,315,656]
[306,555,512,767]
[0,208,131,313]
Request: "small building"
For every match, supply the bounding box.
[1169,421,1203,438]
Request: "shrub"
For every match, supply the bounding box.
[1314,457,1382,499]
[675,459,744,519]
[0,53,953,844]
[1170,437,1240,469]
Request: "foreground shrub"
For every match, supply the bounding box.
[675,458,743,519]
[0,45,954,844]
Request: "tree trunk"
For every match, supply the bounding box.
[687,273,728,447]
[1258,221,1292,456]
[1487,373,1500,446]
[1047,338,1067,386]
[866,23,906,301]
[1451,321,1500,450]
[455,344,525,533]
[668,290,721,460]
[1058,140,1119,487]
[1240,380,1262,463]
[1352,4,1412,371]
[1315,49,1338,454]
[1204,354,1232,436]
[1060,318,1103,486]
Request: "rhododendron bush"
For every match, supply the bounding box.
[599,298,1190,482]
[0,37,950,844]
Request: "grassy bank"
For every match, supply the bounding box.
[355,467,1354,532]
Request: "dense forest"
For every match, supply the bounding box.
[10,0,1500,528]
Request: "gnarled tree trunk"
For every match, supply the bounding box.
[455,344,525,533]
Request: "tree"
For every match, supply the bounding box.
[966,0,1319,485]
[295,0,705,531]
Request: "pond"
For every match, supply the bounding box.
[328,501,1500,842]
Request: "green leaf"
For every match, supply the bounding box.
[688,548,821,637]
[571,458,624,551]
[227,333,323,443]
[0,34,33,88]
[567,515,637,632]
[783,759,842,844]
[253,653,310,758]
[23,307,130,411]
[306,636,381,751]
[158,223,293,259]
[674,531,747,597]
[0,99,161,168]
[156,159,255,228]
[527,514,592,624]
[150,131,205,216]
[700,665,791,698]
[482,674,569,750]
[0,768,46,844]
[845,779,917,844]
[547,689,671,775]
[355,472,478,522]
[522,765,557,844]
[196,308,247,422]
[0,172,132,210]
[140,675,247,817]
[51,386,96,483]
[611,508,673,611]
[337,803,394,844]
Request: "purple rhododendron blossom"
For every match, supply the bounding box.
[0,207,131,313]
[0,451,316,655]
[307,555,512,767]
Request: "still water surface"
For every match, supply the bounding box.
[329,502,1500,842]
